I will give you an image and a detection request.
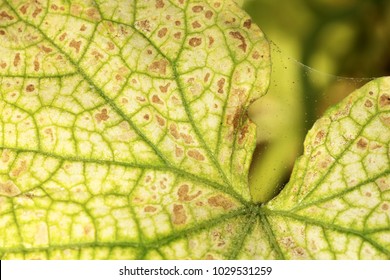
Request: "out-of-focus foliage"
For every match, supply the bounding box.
[246,0,390,202]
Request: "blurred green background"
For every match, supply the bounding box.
[244,0,390,203]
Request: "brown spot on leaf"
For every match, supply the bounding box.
[69,39,82,53]
[149,59,168,75]
[95,109,109,123]
[172,204,187,225]
[32,8,42,18]
[192,21,201,29]
[143,114,150,120]
[382,204,389,211]
[0,30,5,35]
[364,99,373,108]
[225,18,236,24]
[192,6,204,12]
[377,178,389,192]
[180,133,193,144]
[178,184,201,201]
[174,32,181,39]
[106,42,115,51]
[80,24,87,31]
[169,124,180,139]
[365,192,372,197]
[34,59,40,71]
[13,53,21,67]
[205,10,213,19]
[1,150,10,163]
[44,128,54,142]
[214,2,221,8]
[86,8,101,21]
[156,115,166,126]
[0,181,21,197]
[40,45,52,53]
[144,206,157,213]
[175,146,184,157]
[357,138,368,149]
[51,4,58,10]
[137,20,151,32]
[70,4,82,15]
[188,150,205,161]
[158,27,168,38]
[151,95,164,105]
[229,31,247,52]
[189,37,202,47]
[59,32,67,41]
[252,51,260,59]
[227,108,242,130]
[294,247,306,258]
[243,19,252,29]
[159,83,170,93]
[136,96,146,102]
[238,124,249,144]
[19,4,28,14]
[208,195,234,210]
[314,130,325,145]
[0,11,14,20]
[26,84,35,92]
[381,116,390,127]
[11,160,27,177]
[217,78,225,94]
[204,73,210,82]
[156,0,165,8]
[92,50,104,60]
[208,36,215,47]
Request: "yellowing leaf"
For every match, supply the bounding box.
[0,0,270,259]
[266,77,390,259]
[1,0,389,260]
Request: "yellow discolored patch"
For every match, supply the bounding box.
[1,150,10,163]
[11,160,27,177]
[0,181,21,197]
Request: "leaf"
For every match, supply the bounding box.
[0,0,271,259]
[266,77,390,259]
[1,0,389,260]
